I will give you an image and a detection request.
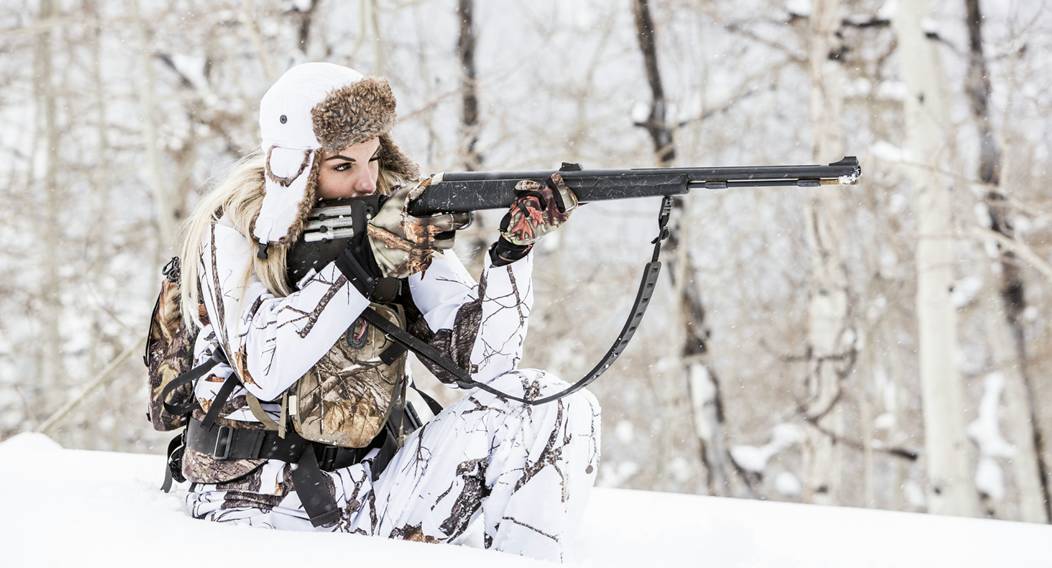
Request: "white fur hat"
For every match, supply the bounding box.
[252,62,418,258]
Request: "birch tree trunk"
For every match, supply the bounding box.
[34,0,67,412]
[632,0,745,497]
[241,0,276,81]
[130,0,177,259]
[292,0,319,57]
[457,0,483,172]
[370,0,386,75]
[893,0,980,517]
[456,0,489,272]
[962,0,1050,523]
[802,0,854,506]
[84,0,113,391]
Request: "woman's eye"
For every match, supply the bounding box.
[334,163,351,172]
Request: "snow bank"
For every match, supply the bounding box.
[1,433,1050,567]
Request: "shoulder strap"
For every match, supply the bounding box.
[158,349,227,416]
[200,371,239,430]
[158,348,237,429]
[362,195,673,406]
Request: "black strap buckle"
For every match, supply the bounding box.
[317,444,340,471]
[213,425,233,459]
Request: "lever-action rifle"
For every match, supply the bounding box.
[300,156,863,406]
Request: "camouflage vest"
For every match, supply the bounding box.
[145,256,410,447]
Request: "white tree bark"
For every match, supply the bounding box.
[33,0,66,409]
[240,0,276,81]
[633,0,743,496]
[893,0,980,517]
[979,284,1048,521]
[130,0,177,258]
[369,0,386,75]
[455,0,492,274]
[962,0,1049,523]
[802,0,853,506]
[86,0,111,390]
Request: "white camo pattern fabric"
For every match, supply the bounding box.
[186,214,601,562]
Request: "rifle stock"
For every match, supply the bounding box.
[406,156,861,216]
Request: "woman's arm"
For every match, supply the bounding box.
[198,217,370,401]
[407,248,534,387]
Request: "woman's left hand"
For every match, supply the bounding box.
[498,172,579,247]
[368,181,472,279]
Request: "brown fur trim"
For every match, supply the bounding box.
[311,77,397,152]
[247,177,266,244]
[378,133,419,180]
[278,152,321,246]
[264,147,311,187]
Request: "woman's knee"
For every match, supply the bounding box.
[490,368,601,419]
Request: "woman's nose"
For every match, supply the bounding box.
[351,170,375,195]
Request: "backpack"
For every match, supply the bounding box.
[144,256,200,431]
[146,255,226,491]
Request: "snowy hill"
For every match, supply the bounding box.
[1,433,1049,567]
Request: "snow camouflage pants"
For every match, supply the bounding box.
[185,369,601,563]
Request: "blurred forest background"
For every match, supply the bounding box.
[1,0,1050,524]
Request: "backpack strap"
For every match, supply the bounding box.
[157,348,232,493]
[199,372,239,430]
[158,348,227,416]
[290,446,341,526]
[160,430,186,493]
[245,394,281,430]
[162,348,242,432]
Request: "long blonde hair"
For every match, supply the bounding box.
[178,151,398,330]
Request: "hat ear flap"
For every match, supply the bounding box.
[264,147,312,187]
[252,148,319,247]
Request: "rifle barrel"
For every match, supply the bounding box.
[406,156,861,216]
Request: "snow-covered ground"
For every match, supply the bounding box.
[2,433,1049,567]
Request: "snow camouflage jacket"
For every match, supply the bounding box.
[182,206,535,486]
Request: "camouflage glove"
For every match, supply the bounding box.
[367,180,472,279]
[498,172,578,246]
[490,172,578,266]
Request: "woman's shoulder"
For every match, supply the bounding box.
[201,210,254,260]
[201,210,245,239]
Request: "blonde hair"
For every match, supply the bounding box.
[178,151,398,330]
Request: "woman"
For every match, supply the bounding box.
[175,62,601,563]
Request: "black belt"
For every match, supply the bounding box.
[185,418,383,472]
[184,418,399,527]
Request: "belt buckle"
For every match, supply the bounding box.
[318,445,340,470]
[213,426,233,460]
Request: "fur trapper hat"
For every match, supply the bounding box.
[252,62,418,257]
